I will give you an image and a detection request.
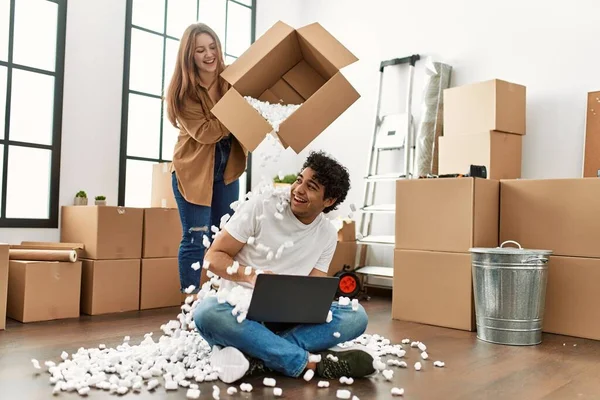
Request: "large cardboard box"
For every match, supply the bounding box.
[152,162,177,209]
[439,130,522,179]
[444,79,526,136]
[395,178,499,252]
[543,256,600,341]
[0,244,8,330]
[500,179,600,258]
[327,242,357,277]
[336,220,356,242]
[143,208,181,258]
[392,250,474,331]
[81,259,140,315]
[7,261,82,323]
[140,258,182,310]
[211,21,360,153]
[61,206,144,260]
[583,90,600,178]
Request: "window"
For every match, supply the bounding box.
[0,0,66,228]
[119,0,256,207]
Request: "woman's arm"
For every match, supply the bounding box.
[177,97,229,144]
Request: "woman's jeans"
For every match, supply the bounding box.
[172,136,239,292]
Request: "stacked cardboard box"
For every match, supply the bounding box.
[328,220,357,277]
[140,208,182,310]
[500,178,600,340]
[392,178,499,331]
[439,79,525,179]
[61,206,143,315]
[0,244,8,329]
[5,242,84,324]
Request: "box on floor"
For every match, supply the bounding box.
[140,258,182,310]
[439,130,522,179]
[7,260,82,323]
[81,259,140,315]
[395,178,499,253]
[143,208,181,258]
[61,206,143,260]
[211,21,360,153]
[443,79,526,136]
[0,244,8,330]
[500,178,600,258]
[543,256,600,341]
[152,162,177,209]
[392,249,474,331]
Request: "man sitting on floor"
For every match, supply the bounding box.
[193,150,376,383]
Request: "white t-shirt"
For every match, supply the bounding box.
[220,189,338,292]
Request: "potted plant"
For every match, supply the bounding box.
[95,195,106,206]
[74,190,88,206]
[273,174,297,188]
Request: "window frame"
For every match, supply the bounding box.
[118,0,256,207]
[0,0,67,228]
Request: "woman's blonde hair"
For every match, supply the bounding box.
[166,23,227,128]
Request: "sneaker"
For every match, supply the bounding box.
[210,346,249,383]
[315,349,376,379]
[245,356,268,377]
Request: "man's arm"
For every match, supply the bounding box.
[204,229,256,285]
[309,268,328,277]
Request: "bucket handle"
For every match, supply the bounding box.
[500,240,522,249]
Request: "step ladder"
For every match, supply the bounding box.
[355,55,420,289]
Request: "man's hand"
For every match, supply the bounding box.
[249,269,275,287]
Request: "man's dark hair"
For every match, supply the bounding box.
[302,150,350,214]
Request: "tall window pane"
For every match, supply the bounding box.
[9,69,54,145]
[6,146,51,219]
[129,29,164,95]
[12,0,58,72]
[198,0,226,44]
[132,0,165,33]
[127,94,161,159]
[163,38,179,93]
[125,159,155,208]
[0,66,6,139]
[0,0,9,62]
[225,2,251,57]
[167,0,197,39]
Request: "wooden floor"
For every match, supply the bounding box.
[1,295,599,400]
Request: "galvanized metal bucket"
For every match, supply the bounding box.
[469,241,553,346]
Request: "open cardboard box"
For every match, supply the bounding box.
[212,21,360,153]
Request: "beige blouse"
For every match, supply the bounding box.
[170,83,248,207]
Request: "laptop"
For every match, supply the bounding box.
[247,274,340,324]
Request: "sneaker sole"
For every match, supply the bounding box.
[210,346,249,384]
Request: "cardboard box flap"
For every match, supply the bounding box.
[282,60,326,100]
[221,22,301,97]
[211,89,273,152]
[259,89,281,104]
[279,71,360,153]
[296,23,358,77]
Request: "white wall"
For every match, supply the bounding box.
[0,0,126,244]
[255,0,600,267]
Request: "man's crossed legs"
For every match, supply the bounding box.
[194,296,376,382]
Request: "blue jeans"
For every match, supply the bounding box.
[193,296,369,377]
[172,136,240,292]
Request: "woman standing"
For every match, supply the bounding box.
[166,23,247,293]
